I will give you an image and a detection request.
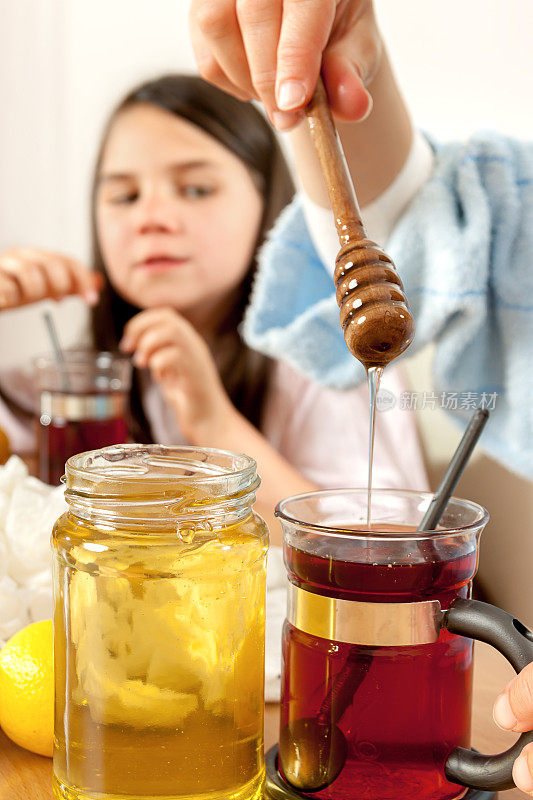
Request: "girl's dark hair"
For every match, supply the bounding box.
[91,74,294,442]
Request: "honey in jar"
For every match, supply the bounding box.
[52,444,268,800]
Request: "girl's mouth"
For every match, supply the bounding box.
[138,255,190,271]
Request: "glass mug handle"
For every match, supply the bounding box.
[443,597,533,791]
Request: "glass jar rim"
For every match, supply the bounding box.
[63,444,260,527]
[275,488,489,541]
[65,443,257,485]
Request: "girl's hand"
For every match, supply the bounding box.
[189,0,379,129]
[119,308,237,443]
[493,662,533,794]
[0,247,101,310]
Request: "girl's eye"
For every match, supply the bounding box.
[180,185,214,199]
[109,192,139,205]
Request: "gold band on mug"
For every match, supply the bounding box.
[287,583,443,646]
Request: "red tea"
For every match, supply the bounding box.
[38,392,129,485]
[280,525,477,800]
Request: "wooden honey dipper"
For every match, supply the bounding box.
[305,77,414,369]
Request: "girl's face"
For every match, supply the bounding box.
[95,103,264,329]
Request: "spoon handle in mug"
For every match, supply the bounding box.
[317,649,373,726]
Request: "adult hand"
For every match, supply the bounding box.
[119,307,236,443]
[0,247,101,310]
[189,0,380,130]
[493,662,533,794]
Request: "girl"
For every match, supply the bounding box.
[0,74,428,542]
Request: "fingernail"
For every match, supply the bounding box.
[360,91,374,122]
[133,353,144,368]
[513,752,533,793]
[277,80,307,111]
[493,692,518,730]
[84,290,99,306]
[119,337,133,352]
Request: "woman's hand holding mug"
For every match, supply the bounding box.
[494,663,533,794]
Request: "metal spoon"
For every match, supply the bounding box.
[279,649,372,792]
[279,409,490,792]
[42,310,71,392]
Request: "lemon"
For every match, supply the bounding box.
[0,620,54,757]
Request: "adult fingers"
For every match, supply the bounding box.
[513,742,533,795]
[235,0,282,120]
[190,26,254,101]
[192,55,253,102]
[321,52,372,121]
[191,0,255,99]
[494,662,533,734]
[275,0,336,112]
[493,663,533,794]
[321,7,380,120]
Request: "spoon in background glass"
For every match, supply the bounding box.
[42,310,71,392]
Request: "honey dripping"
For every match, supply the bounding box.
[305,77,414,525]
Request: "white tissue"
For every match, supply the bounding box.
[0,494,10,531]
[0,576,30,647]
[0,456,64,646]
[0,534,7,582]
[0,456,28,495]
[5,478,66,583]
[25,570,54,623]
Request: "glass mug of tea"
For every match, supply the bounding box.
[272,489,533,800]
[35,349,131,485]
[52,444,268,800]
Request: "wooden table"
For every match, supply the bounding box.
[0,643,525,800]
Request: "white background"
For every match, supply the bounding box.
[0,0,532,618]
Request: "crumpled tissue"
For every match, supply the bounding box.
[0,456,66,648]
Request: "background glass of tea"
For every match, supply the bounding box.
[35,350,131,485]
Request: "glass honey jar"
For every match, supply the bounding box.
[52,444,268,800]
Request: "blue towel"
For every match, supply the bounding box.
[242,132,533,479]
